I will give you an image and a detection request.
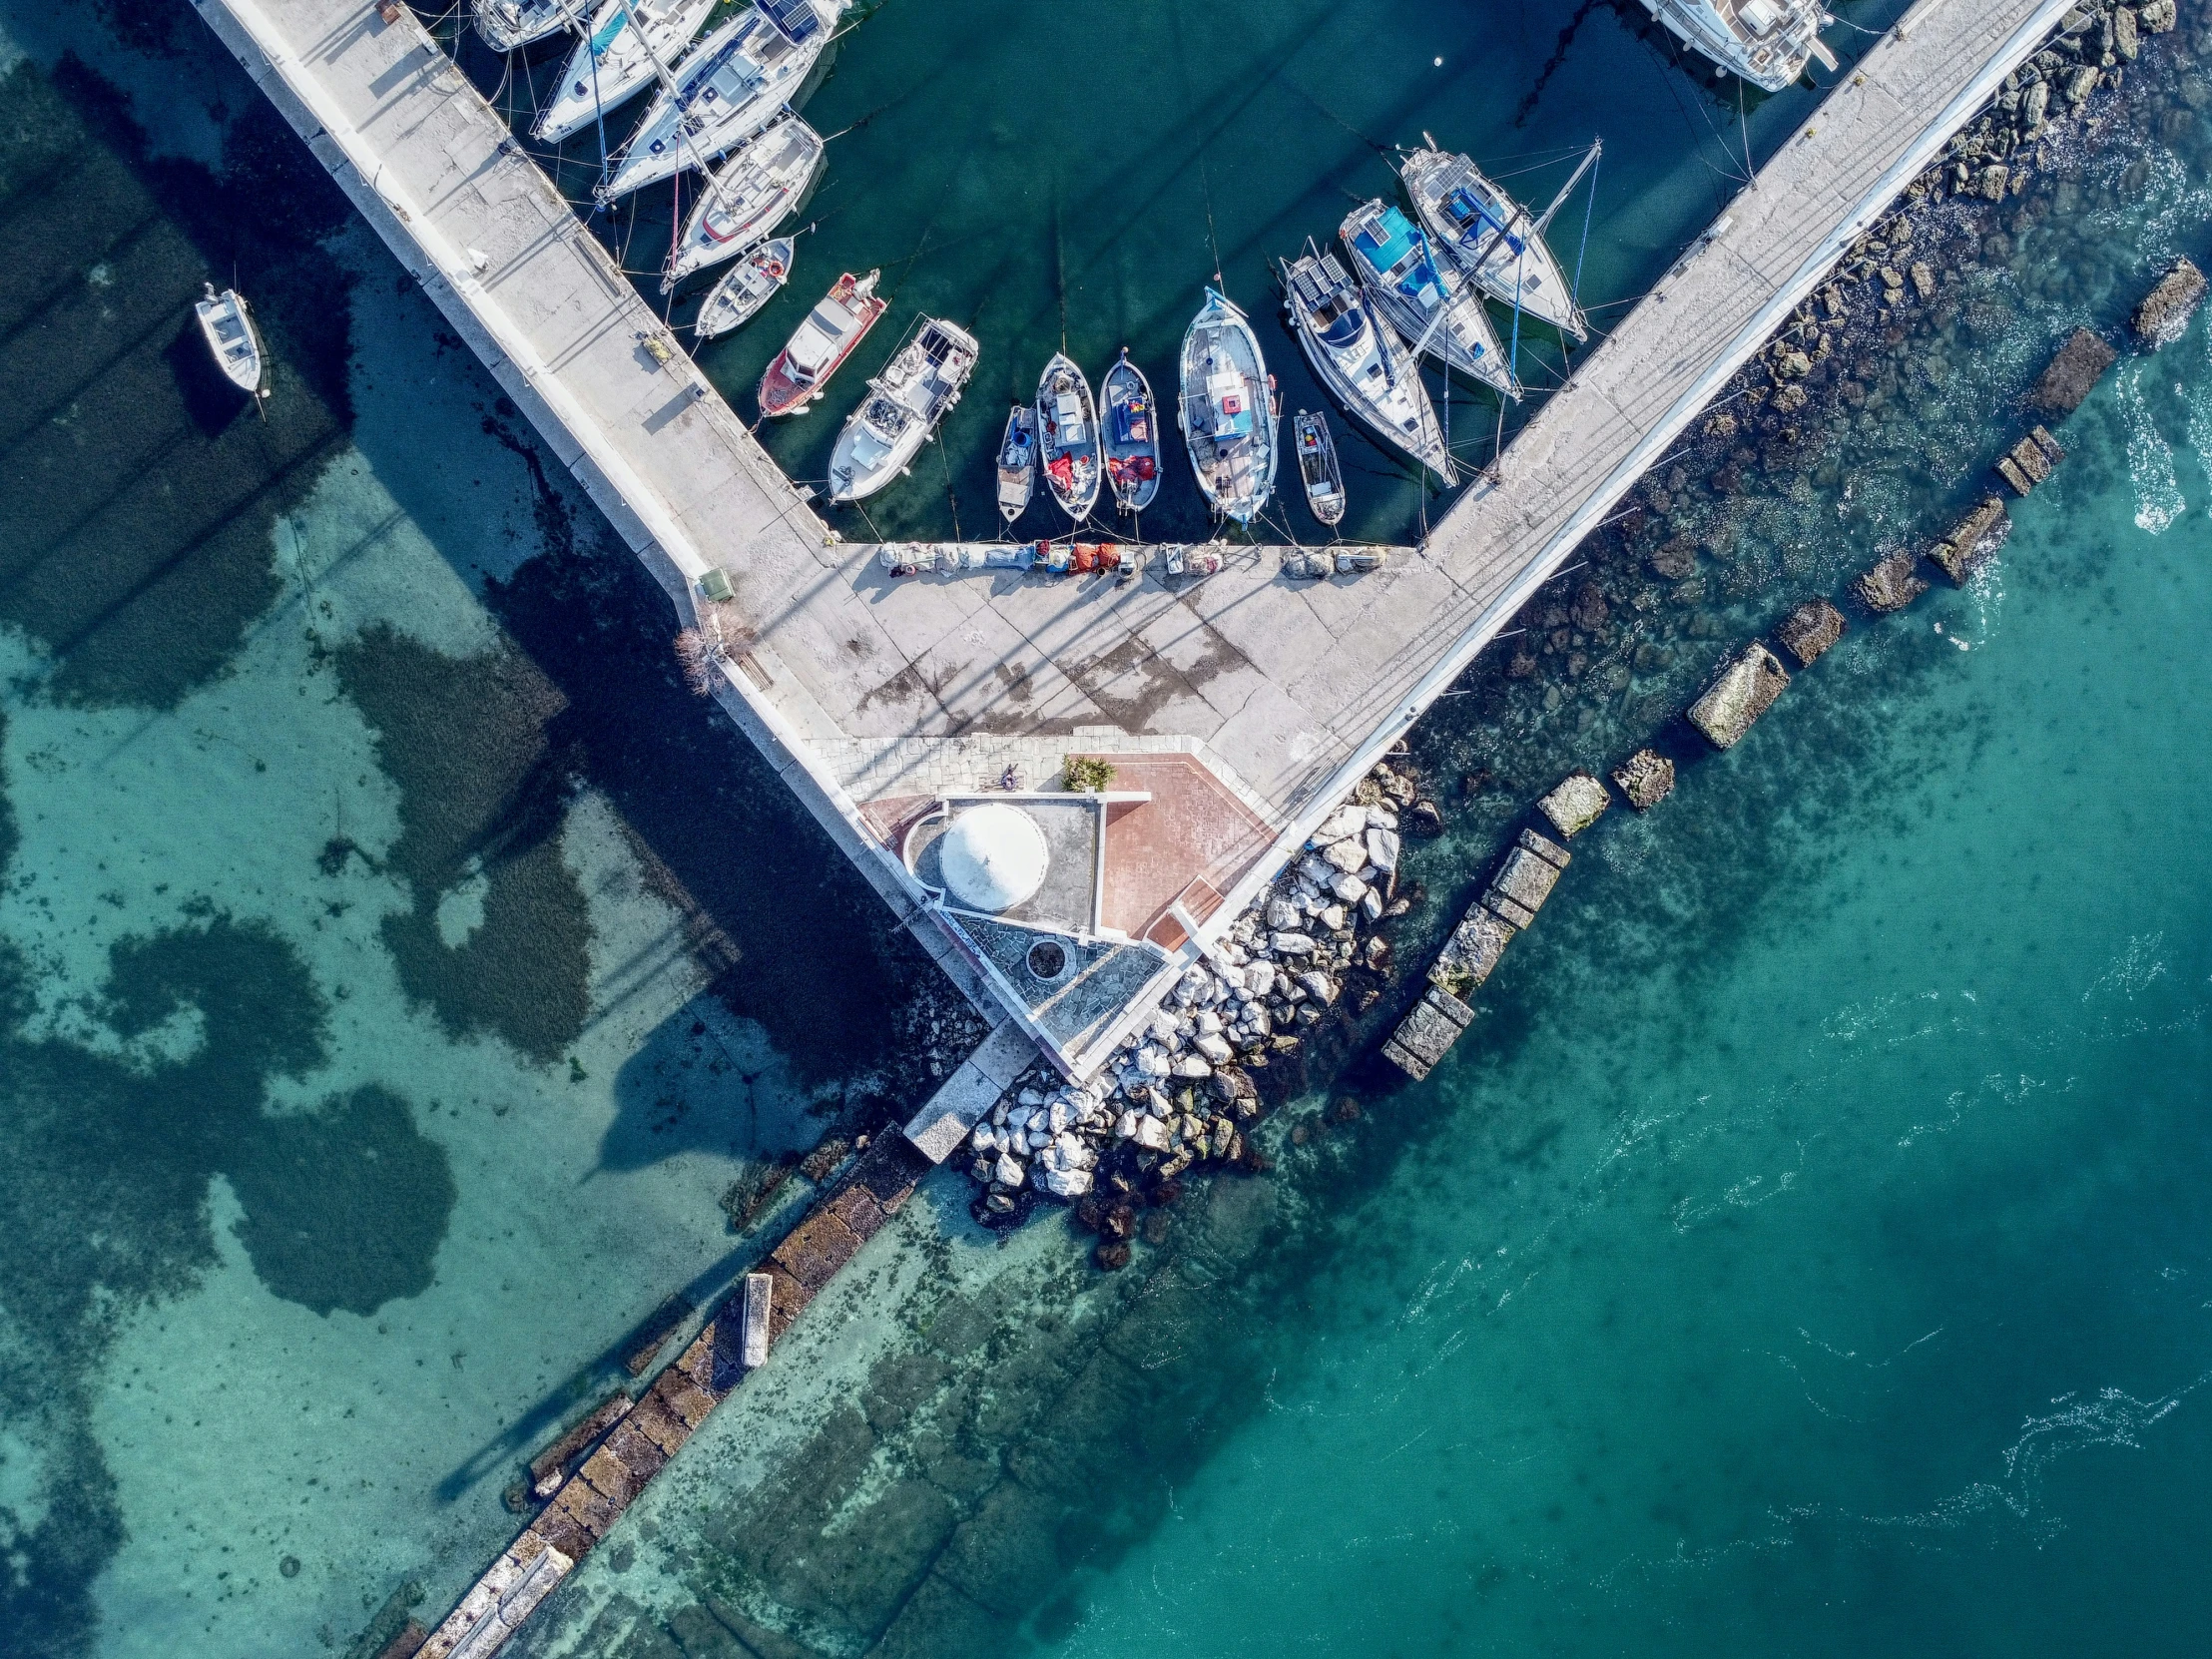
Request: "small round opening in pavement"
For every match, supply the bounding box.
[1027,939,1068,981]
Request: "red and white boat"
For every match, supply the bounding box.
[758,270,886,418]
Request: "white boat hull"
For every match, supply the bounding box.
[195,285,267,396]
[1400,147,1587,341]
[1638,0,1835,93]
[1036,352,1103,522]
[695,237,794,339]
[533,0,718,144]
[663,117,823,290]
[830,318,980,503]
[1177,288,1278,525]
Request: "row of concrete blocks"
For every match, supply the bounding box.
[408,1136,933,1659]
[1382,828,1573,1081]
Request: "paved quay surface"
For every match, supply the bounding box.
[192,0,2067,1076]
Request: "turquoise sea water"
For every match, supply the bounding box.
[4,2,2212,1658]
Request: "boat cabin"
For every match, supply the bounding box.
[1349,205,1445,308]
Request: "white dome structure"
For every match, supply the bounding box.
[938,803,1049,912]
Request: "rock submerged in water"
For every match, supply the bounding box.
[1996,426,2065,497]
[1774,598,1847,668]
[1611,749,1675,811]
[1687,643,1790,749]
[1535,772,1610,838]
[1429,905,1513,995]
[1852,551,1930,615]
[2132,256,2207,347]
[2026,326,2116,415]
[1928,497,2010,586]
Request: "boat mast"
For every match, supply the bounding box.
[1530,138,1603,238]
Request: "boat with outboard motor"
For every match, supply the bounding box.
[1100,350,1160,514]
[996,406,1036,525]
[1340,198,1517,399]
[472,0,580,53]
[694,237,794,339]
[759,269,885,416]
[195,282,268,398]
[1639,0,1838,93]
[662,115,822,290]
[1035,353,1102,521]
[1294,411,1345,527]
[596,0,835,204]
[1398,139,1593,341]
[829,316,980,503]
[1177,287,1278,525]
[533,0,717,145]
[1281,242,1454,483]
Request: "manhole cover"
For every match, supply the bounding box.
[1026,939,1068,981]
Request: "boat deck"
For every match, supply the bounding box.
[192,0,2070,1074]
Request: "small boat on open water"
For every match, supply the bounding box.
[1638,0,1837,93]
[195,283,268,398]
[1399,140,1590,341]
[1340,198,1517,400]
[694,236,793,339]
[597,0,836,204]
[759,269,885,417]
[1035,353,1102,522]
[662,116,822,290]
[1101,349,1161,514]
[996,406,1036,525]
[829,317,980,503]
[1294,411,1345,527]
[1177,287,1278,525]
[533,0,718,145]
[1281,242,1454,483]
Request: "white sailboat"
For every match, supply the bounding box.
[1639,0,1838,93]
[694,237,794,339]
[829,317,981,503]
[1340,198,1517,400]
[1281,243,1454,484]
[662,116,823,290]
[195,283,268,398]
[1398,140,1596,342]
[595,0,837,204]
[532,0,717,145]
[472,0,580,53]
[1177,287,1278,525]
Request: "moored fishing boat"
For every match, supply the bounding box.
[694,236,794,339]
[996,406,1036,525]
[1294,411,1345,527]
[596,0,836,204]
[532,0,718,145]
[1637,0,1838,93]
[195,282,267,397]
[1035,353,1102,522]
[472,0,579,53]
[1177,287,1278,525]
[661,116,822,291]
[1100,349,1161,514]
[1398,140,1591,341]
[1340,198,1518,400]
[758,269,885,417]
[1281,242,1454,483]
[829,317,980,503]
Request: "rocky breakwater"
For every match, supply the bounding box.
[961,757,1437,1259]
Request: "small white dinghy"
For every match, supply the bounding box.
[195,282,268,399]
[662,115,823,291]
[694,236,794,339]
[533,0,719,146]
[828,316,980,503]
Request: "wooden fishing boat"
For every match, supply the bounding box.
[661,116,822,291]
[758,269,885,417]
[1176,287,1278,525]
[1100,349,1161,514]
[996,405,1036,525]
[533,0,718,145]
[1035,352,1102,522]
[1281,242,1454,483]
[828,317,980,503]
[694,237,794,339]
[1294,411,1345,527]
[195,283,268,397]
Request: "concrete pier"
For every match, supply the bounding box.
[190,0,2072,1086]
